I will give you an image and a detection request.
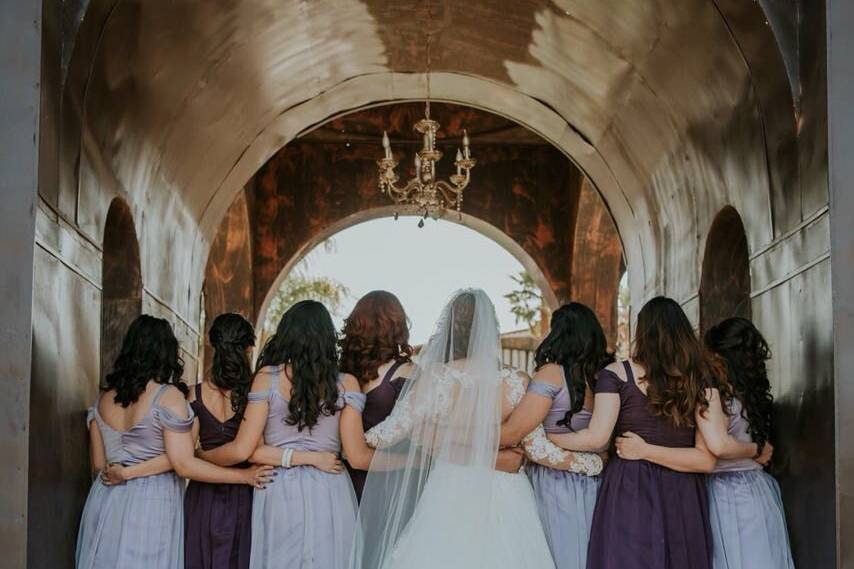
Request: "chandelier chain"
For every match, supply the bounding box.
[425,0,432,119]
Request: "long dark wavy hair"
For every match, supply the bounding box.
[104,314,188,406]
[256,300,340,431]
[444,291,476,362]
[632,297,711,427]
[535,303,614,429]
[704,317,774,449]
[339,291,413,386]
[208,313,256,421]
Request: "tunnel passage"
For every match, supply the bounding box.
[201,103,625,354]
[100,198,143,381]
[19,1,838,568]
[700,206,752,334]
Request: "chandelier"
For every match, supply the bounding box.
[377,0,476,227]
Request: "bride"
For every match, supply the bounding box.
[349,289,603,569]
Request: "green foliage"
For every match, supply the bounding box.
[263,275,349,334]
[504,271,543,332]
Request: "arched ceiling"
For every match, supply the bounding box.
[60,0,799,322]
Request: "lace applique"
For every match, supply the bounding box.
[365,365,470,448]
[365,393,414,448]
[522,425,603,476]
[501,367,526,406]
[523,425,569,466]
[568,451,604,476]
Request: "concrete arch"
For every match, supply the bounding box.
[254,206,561,333]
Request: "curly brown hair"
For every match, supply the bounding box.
[632,297,712,427]
[339,291,413,386]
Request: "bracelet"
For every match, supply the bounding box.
[281,448,294,468]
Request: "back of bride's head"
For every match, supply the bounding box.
[444,291,477,362]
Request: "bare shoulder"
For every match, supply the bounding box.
[603,361,629,382]
[158,385,190,418]
[532,362,563,386]
[396,361,415,378]
[340,372,361,392]
[251,367,277,391]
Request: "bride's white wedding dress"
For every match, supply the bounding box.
[350,290,602,569]
[366,367,559,569]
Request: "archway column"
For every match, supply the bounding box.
[827,1,854,563]
[0,2,41,566]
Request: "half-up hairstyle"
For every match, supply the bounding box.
[534,303,614,429]
[339,291,413,386]
[208,313,256,421]
[256,300,340,431]
[632,297,711,427]
[704,317,773,449]
[104,314,188,406]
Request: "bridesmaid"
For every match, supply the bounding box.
[197,301,361,569]
[548,297,716,569]
[104,314,339,569]
[499,302,613,569]
[76,315,273,569]
[617,318,793,568]
[337,291,414,501]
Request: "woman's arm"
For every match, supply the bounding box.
[102,454,174,485]
[547,392,620,451]
[697,389,758,459]
[523,425,603,475]
[198,374,271,466]
[249,444,344,474]
[338,374,375,470]
[158,388,275,486]
[499,365,563,447]
[614,428,717,473]
[88,416,107,476]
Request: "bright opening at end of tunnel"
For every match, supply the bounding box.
[260,216,542,347]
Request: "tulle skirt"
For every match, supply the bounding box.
[587,458,712,569]
[707,470,795,569]
[249,466,357,569]
[76,472,184,569]
[527,463,600,569]
[381,463,556,569]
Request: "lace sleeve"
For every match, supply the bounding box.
[366,365,459,449]
[523,425,603,476]
[365,392,415,448]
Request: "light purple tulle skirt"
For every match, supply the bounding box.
[707,469,794,569]
[76,472,185,569]
[249,466,357,569]
[527,463,600,569]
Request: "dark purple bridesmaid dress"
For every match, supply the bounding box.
[586,361,713,569]
[184,383,253,569]
[346,360,407,501]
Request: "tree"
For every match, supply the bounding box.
[504,271,544,332]
[263,274,349,334]
[262,238,349,335]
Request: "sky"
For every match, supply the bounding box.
[282,217,534,345]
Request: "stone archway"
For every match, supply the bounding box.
[100,198,143,381]
[699,206,751,334]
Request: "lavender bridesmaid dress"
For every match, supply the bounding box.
[706,398,794,569]
[346,360,407,501]
[76,384,195,569]
[526,366,600,569]
[586,361,712,569]
[248,371,363,569]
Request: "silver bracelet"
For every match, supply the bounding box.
[281,448,294,468]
